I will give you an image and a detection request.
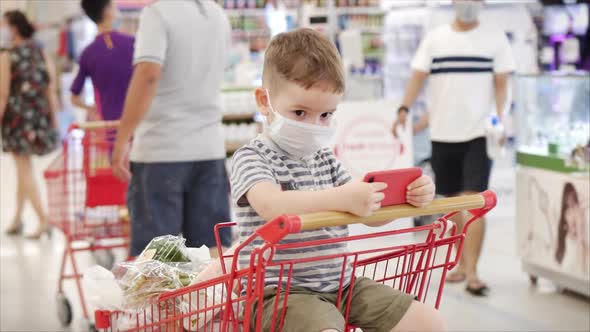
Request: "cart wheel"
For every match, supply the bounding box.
[529,275,538,286]
[92,250,115,270]
[84,319,98,332]
[56,293,72,327]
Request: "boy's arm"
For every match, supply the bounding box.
[245,180,386,222]
[247,174,434,225]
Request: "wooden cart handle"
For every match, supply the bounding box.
[70,120,120,131]
[297,191,496,231]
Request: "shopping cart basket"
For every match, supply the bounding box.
[94,191,496,332]
[44,121,130,330]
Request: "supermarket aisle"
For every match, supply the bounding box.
[1,150,589,331]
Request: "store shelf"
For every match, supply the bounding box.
[349,74,383,81]
[336,7,385,16]
[225,8,267,17]
[223,113,256,122]
[222,86,256,93]
[308,8,330,17]
[340,27,382,34]
[226,141,249,154]
[225,7,298,17]
[232,30,271,38]
[364,50,385,59]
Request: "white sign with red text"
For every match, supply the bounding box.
[332,99,414,237]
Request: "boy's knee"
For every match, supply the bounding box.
[392,301,445,332]
[422,307,445,332]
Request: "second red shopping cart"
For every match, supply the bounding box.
[44,121,130,330]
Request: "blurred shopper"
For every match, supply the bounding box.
[393,0,515,296]
[70,0,134,121]
[112,0,232,257]
[0,11,59,239]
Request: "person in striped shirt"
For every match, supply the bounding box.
[230,28,441,332]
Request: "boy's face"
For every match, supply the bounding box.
[256,80,343,127]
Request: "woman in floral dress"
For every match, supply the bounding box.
[0,11,59,239]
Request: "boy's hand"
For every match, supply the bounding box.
[338,181,387,217]
[406,175,435,207]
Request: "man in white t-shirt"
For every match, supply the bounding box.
[112,0,232,257]
[394,0,515,296]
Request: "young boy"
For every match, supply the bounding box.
[230,29,444,332]
[70,0,134,121]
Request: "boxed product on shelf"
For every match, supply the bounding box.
[224,123,259,145]
[336,0,380,7]
[221,89,258,117]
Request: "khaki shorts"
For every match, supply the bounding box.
[251,277,414,332]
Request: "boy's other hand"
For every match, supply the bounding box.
[339,181,387,217]
[406,175,435,207]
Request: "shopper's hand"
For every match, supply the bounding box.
[499,134,508,147]
[87,105,101,121]
[112,141,131,182]
[406,175,435,207]
[338,181,387,217]
[392,110,408,139]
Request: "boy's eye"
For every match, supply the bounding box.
[320,112,334,119]
[294,110,306,117]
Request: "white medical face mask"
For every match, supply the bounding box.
[264,89,335,158]
[454,1,483,24]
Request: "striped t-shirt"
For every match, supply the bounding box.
[230,136,353,292]
[411,23,515,143]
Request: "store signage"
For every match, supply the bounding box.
[115,0,155,9]
[332,100,412,179]
[331,100,414,236]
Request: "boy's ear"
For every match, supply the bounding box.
[255,87,270,116]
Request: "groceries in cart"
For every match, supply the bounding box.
[85,235,232,330]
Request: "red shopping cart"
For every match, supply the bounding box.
[44,121,130,330]
[94,191,496,332]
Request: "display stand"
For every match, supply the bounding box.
[514,74,590,297]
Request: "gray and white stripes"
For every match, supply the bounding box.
[230,137,353,292]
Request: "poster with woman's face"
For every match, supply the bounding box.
[516,168,589,280]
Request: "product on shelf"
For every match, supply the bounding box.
[336,0,380,7]
[221,89,258,116]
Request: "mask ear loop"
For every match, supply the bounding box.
[264,88,280,127]
[265,88,276,114]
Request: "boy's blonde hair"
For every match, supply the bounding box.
[263,28,345,93]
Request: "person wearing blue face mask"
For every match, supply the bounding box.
[393,0,516,296]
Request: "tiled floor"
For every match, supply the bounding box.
[1,150,589,332]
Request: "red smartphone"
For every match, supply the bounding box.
[363,168,423,206]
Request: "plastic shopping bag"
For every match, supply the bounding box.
[83,265,125,311]
[182,243,240,331]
